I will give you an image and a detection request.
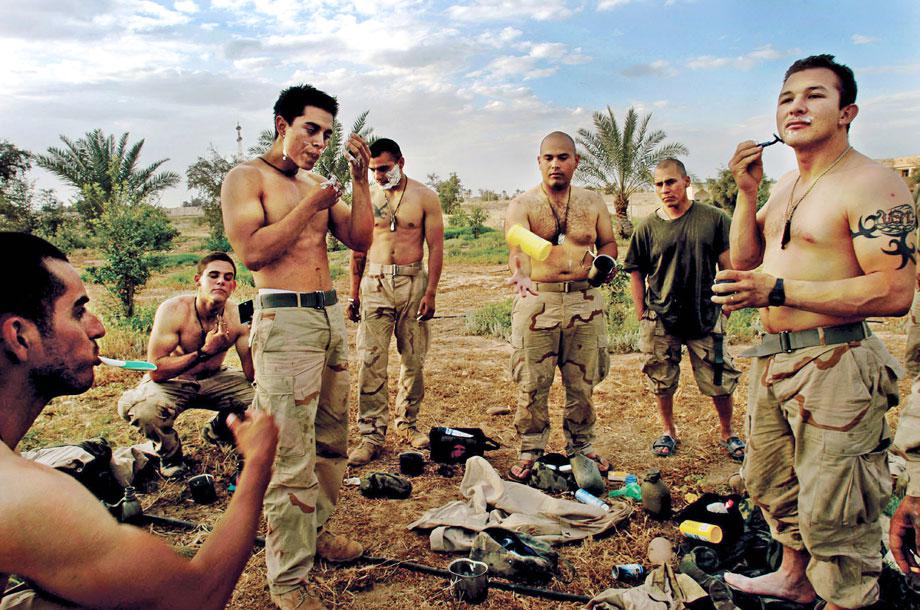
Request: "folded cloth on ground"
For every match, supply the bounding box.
[586,564,708,610]
[407,456,631,551]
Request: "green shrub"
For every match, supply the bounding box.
[204,234,232,252]
[156,253,200,270]
[444,229,505,264]
[465,298,512,340]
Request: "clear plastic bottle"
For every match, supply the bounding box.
[608,474,642,501]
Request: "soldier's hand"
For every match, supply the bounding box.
[347,297,361,323]
[890,495,920,577]
[346,134,370,181]
[729,140,764,198]
[711,269,777,312]
[417,293,436,321]
[201,315,232,355]
[227,410,278,473]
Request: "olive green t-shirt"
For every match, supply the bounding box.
[622,202,731,339]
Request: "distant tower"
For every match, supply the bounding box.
[236,123,243,160]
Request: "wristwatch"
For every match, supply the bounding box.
[768,278,785,306]
[196,348,213,361]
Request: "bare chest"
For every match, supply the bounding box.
[764,181,852,250]
[371,189,425,231]
[528,199,597,245]
[261,177,329,240]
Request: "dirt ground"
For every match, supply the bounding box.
[25,259,914,609]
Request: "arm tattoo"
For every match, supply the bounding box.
[851,203,917,269]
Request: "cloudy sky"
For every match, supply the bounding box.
[2,0,918,207]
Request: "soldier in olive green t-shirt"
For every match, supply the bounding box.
[622,158,743,461]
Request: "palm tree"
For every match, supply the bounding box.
[36,129,179,221]
[577,106,688,237]
[247,129,275,157]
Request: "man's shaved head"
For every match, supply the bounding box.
[656,158,687,177]
[540,131,576,155]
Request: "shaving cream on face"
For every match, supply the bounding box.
[382,165,402,190]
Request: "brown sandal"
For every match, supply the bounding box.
[508,458,536,482]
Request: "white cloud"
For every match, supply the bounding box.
[687,44,795,70]
[597,0,632,10]
[174,1,199,13]
[446,0,575,22]
[851,34,877,45]
[621,59,676,78]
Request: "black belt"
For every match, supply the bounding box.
[258,290,338,310]
[740,321,869,358]
[533,280,591,293]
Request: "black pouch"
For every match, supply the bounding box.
[359,472,413,499]
[428,427,500,464]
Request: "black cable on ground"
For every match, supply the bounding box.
[142,513,592,604]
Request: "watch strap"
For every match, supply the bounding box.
[768,277,785,306]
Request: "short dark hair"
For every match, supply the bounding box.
[197,252,237,277]
[784,54,857,107]
[370,138,402,160]
[540,131,576,154]
[656,158,687,177]
[273,84,339,138]
[0,232,68,334]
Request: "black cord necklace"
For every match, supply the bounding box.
[259,156,299,178]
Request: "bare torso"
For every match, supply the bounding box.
[517,185,604,282]
[759,151,905,331]
[367,179,431,265]
[246,161,334,291]
[151,295,247,378]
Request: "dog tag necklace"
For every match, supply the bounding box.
[386,184,406,232]
[781,145,851,249]
[542,185,571,245]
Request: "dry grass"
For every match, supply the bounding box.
[22,228,917,608]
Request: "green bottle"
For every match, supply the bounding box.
[641,470,671,519]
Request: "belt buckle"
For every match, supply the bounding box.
[390,265,399,277]
[562,282,571,293]
[778,331,792,353]
[313,291,326,309]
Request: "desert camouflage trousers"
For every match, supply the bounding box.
[250,303,350,595]
[356,267,430,445]
[116,368,253,459]
[743,334,900,607]
[510,286,609,456]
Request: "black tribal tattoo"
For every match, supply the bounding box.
[851,203,917,269]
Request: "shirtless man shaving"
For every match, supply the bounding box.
[221,84,373,610]
[0,232,277,610]
[714,54,917,608]
[504,131,617,482]
[117,252,253,478]
[347,138,444,466]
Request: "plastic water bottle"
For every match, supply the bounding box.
[575,488,610,512]
[608,474,642,501]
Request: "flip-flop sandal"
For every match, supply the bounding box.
[720,436,746,462]
[580,452,611,475]
[652,435,678,457]
[508,458,536,483]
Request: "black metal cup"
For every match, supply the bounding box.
[399,451,425,476]
[188,473,217,504]
[587,254,616,287]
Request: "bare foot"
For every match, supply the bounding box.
[724,571,817,603]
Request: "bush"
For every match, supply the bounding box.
[465,298,512,340]
[204,234,232,252]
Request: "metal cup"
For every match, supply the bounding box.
[587,254,616,286]
[188,473,217,504]
[448,558,489,604]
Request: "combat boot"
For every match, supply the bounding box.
[271,586,326,610]
[347,440,381,466]
[404,427,430,450]
[316,530,364,562]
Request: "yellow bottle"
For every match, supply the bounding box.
[506,224,552,262]
[679,520,723,543]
